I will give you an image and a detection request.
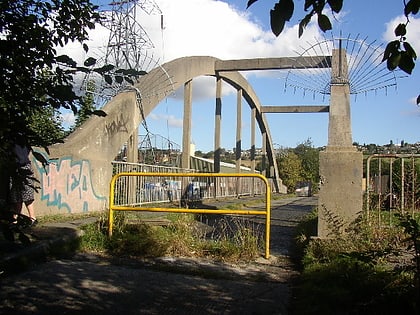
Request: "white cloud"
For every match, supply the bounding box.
[149,113,183,128]
[146,0,324,61]
[60,111,76,130]
[61,0,325,103]
[132,0,325,100]
[56,23,110,65]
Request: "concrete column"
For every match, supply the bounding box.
[318,48,363,237]
[126,128,138,205]
[235,89,242,196]
[181,80,192,169]
[126,128,138,163]
[250,108,256,174]
[235,89,242,173]
[328,48,353,148]
[261,130,267,177]
[214,77,222,173]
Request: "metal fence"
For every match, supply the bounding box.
[365,154,420,227]
[108,171,272,258]
[111,161,268,206]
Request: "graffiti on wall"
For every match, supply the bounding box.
[34,151,106,213]
[105,112,129,136]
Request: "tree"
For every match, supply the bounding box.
[293,138,320,190]
[277,150,304,192]
[28,105,66,147]
[246,0,419,104]
[0,0,146,159]
[0,0,102,165]
[74,80,96,130]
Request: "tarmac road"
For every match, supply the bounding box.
[0,196,317,315]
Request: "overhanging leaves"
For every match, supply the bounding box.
[394,23,407,37]
[270,0,294,36]
[95,64,115,74]
[84,57,97,67]
[382,40,400,62]
[387,51,401,71]
[246,0,258,9]
[56,55,77,67]
[104,74,113,85]
[404,0,420,16]
[304,0,315,11]
[403,42,417,60]
[317,13,332,32]
[398,51,415,74]
[327,0,343,13]
[299,14,312,37]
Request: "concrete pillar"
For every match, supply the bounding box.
[328,48,353,148]
[126,129,138,205]
[126,128,138,163]
[261,130,267,177]
[250,108,256,196]
[318,48,363,237]
[236,89,242,196]
[181,80,192,169]
[214,77,222,173]
[235,89,242,173]
[250,108,256,174]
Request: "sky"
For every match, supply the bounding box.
[63,0,420,152]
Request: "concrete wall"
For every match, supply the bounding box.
[318,148,363,236]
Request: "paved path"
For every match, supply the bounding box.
[0,196,316,315]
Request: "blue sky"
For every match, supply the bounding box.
[67,0,420,152]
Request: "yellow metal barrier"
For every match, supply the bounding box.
[109,172,271,259]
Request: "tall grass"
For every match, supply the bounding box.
[79,212,263,263]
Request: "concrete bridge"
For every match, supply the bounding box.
[33,52,363,237]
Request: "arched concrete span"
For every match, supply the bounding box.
[34,56,283,215]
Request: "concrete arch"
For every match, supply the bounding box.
[36,56,283,215]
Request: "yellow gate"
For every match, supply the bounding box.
[109,172,272,258]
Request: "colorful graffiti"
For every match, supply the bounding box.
[34,151,106,213]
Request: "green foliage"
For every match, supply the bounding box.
[0,0,101,149]
[28,105,66,147]
[74,80,96,129]
[277,150,304,191]
[246,0,420,104]
[80,213,262,263]
[294,139,320,189]
[395,212,420,300]
[276,139,320,193]
[292,209,420,314]
[0,0,146,165]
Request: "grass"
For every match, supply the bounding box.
[79,206,264,263]
[77,194,296,262]
[291,208,420,315]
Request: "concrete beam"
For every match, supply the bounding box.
[261,105,329,113]
[215,56,331,72]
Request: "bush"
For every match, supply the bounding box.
[291,209,419,314]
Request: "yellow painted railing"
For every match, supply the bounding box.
[109,172,271,259]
